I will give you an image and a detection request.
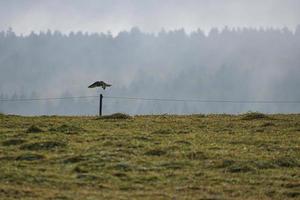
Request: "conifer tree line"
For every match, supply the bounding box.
[1,26,300,115]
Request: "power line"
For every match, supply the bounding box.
[0,95,300,104]
[104,96,300,104]
[0,95,98,102]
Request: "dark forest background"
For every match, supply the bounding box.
[0,26,300,115]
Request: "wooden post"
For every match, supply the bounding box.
[99,94,103,116]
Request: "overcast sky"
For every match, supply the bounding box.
[0,0,300,35]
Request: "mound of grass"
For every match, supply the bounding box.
[186,151,208,160]
[152,128,172,135]
[191,114,206,118]
[215,159,236,168]
[0,156,15,161]
[113,172,130,181]
[111,163,133,171]
[26,125,44,133]
[174,140,192,145]
[0,187,36,199]
[145,149,167,156]
[73,166,89,173]
[217,160,256,173]
[76,174,99,181]
[218,157,300,172]
[159,161,188,170]
[2,139,26,146]
[177,129,191,134]
[20,141,66,151]
[282,182,300,189]
[261,122,275,127]
[273,157,300,168]
[226,164,256,173]
[49,124,84,134]
[283,192,300,198]
[16,153,45,161]
[254,160,276,169]
[98,113,131,120]
[64,155,86,164]
[133,136,152,141]
[241,112,270,120]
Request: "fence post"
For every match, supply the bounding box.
[99,94,103,116]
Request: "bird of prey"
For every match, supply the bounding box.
[88,81,112,90]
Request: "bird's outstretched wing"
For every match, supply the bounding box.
[102,83,112,90]
[88,81,100,88]
[88,81,112,89]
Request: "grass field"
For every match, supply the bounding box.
[0,113,299,200]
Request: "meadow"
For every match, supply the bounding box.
[0,113,299,199]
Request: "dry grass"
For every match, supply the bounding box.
[0,113,299,199]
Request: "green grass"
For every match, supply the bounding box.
[0,113,299,199]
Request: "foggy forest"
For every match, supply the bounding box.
[0,26,300,115]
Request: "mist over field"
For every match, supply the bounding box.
[0,27,300,115]
[1,3,300,200]
[0,0,300,115]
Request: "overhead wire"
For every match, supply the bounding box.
[0,95,98,102]
[0,95,299,104]
[104,96,300,104]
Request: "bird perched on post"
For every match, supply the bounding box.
[88,81,112,90]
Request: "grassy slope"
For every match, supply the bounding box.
[0,113,299,200]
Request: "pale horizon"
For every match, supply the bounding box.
[1,0,299,36]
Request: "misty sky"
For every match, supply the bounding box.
[1,0,300,115]
[0,0,300,35]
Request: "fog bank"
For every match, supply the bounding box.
[0,27,300,115]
